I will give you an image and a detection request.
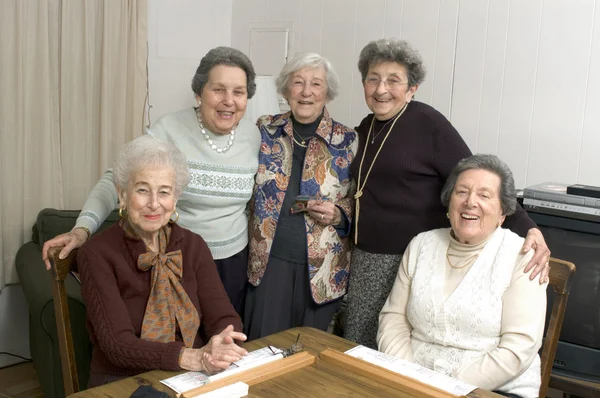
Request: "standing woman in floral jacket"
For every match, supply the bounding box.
[244,53,358,340]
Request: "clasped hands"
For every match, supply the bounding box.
[307,199,342,226]
[179,325,248,374]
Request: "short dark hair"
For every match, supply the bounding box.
[191,46,257,99]
[357,39,426,87]
[440,154,517,216]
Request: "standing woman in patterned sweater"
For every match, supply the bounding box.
[244,53,358,339]
[42,47,261,315]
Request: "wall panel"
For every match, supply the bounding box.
[400,0,445,106]
[476,0,509,155]
[350,0,387,128]
[148,0,233,123]
[296,0,324,53]
[320,0,357,123]
[430,0,459,118]
[383,0,403,39]
[527,0,595,187]
[578,2,600,185]
[450,0,489,151]
[228,0,600,187]
[496,1,543,189]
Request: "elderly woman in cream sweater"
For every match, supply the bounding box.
[377,154,547,398]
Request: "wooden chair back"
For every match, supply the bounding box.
[540,257,576,398]
[49,246,80,395]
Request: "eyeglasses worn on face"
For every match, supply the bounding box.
[364,77,409,89]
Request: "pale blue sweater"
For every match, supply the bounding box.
[75,108,261,259]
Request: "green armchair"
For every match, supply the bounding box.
[15,208,119,398]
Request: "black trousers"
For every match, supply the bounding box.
[243,256,341,340]
[214,246,249,317]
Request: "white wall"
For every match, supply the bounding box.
[231,0,600,189]
[147,0,233,125]
[0,286,31,368]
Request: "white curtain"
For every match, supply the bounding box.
[0,0,148,289]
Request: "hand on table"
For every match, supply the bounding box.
[180,325,248,374]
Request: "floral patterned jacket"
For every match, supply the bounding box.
[248,108,358,304]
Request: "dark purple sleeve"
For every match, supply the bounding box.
[430,113,473,180]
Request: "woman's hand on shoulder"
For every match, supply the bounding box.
[521,227,551,284]
[42,228,89,270]
[180,325,248,374]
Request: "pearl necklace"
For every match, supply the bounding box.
[195,108,235,153]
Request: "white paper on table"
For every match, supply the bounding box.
[345,345,476,396]
[160,347,283,394]
[160,372,209,394]
[192,381,249,398]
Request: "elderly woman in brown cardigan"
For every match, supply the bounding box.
[78,135,247,387]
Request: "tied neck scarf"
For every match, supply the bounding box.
[121,218,200,348]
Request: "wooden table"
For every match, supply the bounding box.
[71,327,500,397]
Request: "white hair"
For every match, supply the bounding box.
[113,135,190,198]
[275,52,340,101]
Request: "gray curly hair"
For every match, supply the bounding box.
[440,154,517,216]
[191,46,257,99]
[275,52,340,101]
[113,135,190,199]
[358,39,426,87]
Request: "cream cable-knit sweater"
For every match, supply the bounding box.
[75,108,260,260]
[378,227,547,398]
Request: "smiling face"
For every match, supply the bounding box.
[118,167,177,243]
[198,65,248,134]
[448,169,506,245]
[285,66,328,124]
[363,61,418,120]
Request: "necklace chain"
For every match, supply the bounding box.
[292,128,309,148]
[353,103,409,245]
[371,118,395,144]
[446,243,480,269]
[195,108,235,153]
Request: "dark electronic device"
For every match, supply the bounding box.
[567,184,600,199]
[526,210,600,382]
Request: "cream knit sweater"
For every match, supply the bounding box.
[378,227,547,398]
[75,108,260,259]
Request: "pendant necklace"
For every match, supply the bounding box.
[292,128,309,147]
[353,103,409,245]
[371,117,396,144]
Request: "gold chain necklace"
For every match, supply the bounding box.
[446,249,480,269]
[354,103,408,245]
[292,128,309,147]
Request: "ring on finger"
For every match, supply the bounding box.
[320,214,324,220]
